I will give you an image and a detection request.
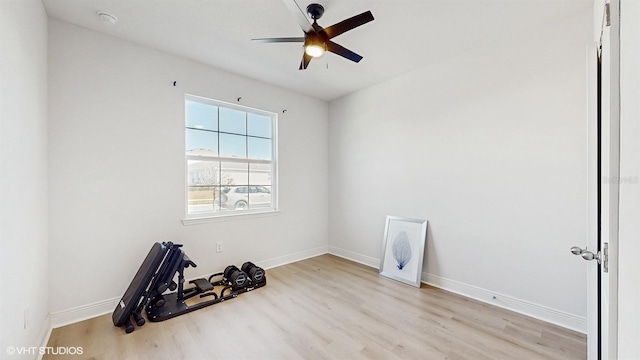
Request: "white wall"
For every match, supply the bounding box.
[47,20,328,319]
[0,0,50,357]
[617,0,640,357]
[328,11,591,331]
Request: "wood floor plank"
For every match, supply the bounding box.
[45,254,586,359]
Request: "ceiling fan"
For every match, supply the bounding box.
[252,2,374,70]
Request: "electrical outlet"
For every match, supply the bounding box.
[216,241,223,253]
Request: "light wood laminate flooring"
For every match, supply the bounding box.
[45,254,586,359]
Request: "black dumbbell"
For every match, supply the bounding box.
[223,265,247,289]
[241,262,265,283]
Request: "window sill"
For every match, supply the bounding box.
[182,209,280,226]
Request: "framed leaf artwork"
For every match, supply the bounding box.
[379,216,428,288]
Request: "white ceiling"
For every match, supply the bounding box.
[42,0,591,101]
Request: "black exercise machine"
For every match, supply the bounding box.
[112,242,266,333]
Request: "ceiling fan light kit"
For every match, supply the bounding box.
[304,43,325,58]
[252,2,374,70]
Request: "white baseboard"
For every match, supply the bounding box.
[328,245,379,268]
[257,245,329,270]
[48,245,329,329]
[326,248,586,334]
[35,314,52,360]
[423,272,587,334]
[50,296,120,329]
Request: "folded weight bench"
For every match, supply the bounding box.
[112,242,169,333]
[113,242,266,333]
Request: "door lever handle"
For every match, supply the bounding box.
[570,244,608,272]
[581,250,600,262]
[570,246,601,264]
[570,246,584,255]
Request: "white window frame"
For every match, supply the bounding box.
[182,94,278,225]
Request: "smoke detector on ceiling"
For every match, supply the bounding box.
[97,11,117,25]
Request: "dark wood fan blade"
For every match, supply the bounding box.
[326,41,363,63]
[323,11,374,39]
[281,0,314,33]
[252,37,305,43]
[299,52,312,70]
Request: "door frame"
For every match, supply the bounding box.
[587,1,620,359]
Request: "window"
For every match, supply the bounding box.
[185,95,277,218]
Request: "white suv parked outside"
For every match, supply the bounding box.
[221,186,271,210]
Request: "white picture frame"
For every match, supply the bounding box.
[379,216,428,288]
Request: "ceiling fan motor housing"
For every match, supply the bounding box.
[306,3,325,21]
[305,32,327,46]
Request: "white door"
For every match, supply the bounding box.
[576,2,619,359]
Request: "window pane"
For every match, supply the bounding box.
[187,160,220,185]
[188,186,214,214]
[248,185,271,209]
[186,100,217,131]
[187,161,221,214]
[220,161,248,187]
[249,163,271,185]
[186,129,217,156]
[221,186,249,211]
[187,160,220,214]
[247,113,272,138]
[220,133,247,158]
[220,162,248,211]
[247,137,271,160]
[219,107,246,135]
